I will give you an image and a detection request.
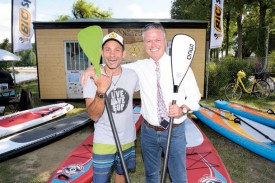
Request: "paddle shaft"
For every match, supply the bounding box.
[234,117,275,144]
[105,100,131,183]
[161,99,176,183]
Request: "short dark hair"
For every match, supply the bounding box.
[142,22,166,40]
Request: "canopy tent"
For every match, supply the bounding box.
[0,49,20,85]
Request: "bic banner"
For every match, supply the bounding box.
[12,0,36,53]
[210,0,224,49]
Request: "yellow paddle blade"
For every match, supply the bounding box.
[78,25,103,76]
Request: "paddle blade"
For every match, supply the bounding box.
[78,26,103,76]
[171,34,196,87]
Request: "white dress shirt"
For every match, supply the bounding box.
[124,53,201,126]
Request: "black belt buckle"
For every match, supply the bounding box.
[160,119,169,130]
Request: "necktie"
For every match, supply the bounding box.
[155,61,169,123]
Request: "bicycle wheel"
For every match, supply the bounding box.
[253,80,271,99]
[225,83,242,100]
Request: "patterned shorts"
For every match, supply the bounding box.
[92,142,136,183]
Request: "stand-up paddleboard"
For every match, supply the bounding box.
[48,106,144,183]
[194,106,275,162]
[0,103,74,138]
[214,100,275,128]
[186,117,232,183]
[0,113,91,162]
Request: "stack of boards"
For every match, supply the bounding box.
[49,106,232,183]
[194,100,275,162]
[0,103,93,161]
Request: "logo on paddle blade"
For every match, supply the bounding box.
[62,164,83,175]
[187,44,195,60]
[199,176,222,183]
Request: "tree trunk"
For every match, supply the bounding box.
[237,11,243,59]
[215,49,219,60]
[257,0,267,58]
[225,11,230,56]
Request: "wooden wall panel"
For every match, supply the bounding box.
[36,27,206,99]
[36,29,80,99]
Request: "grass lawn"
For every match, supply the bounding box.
[0,81,274,183]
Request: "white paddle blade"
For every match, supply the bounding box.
[171,34,196,87]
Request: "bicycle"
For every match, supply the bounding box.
[225,70,271,100]
[252,60,275,92]
[253,70,275,93]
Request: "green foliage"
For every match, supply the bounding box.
[269,51,275,74]
[0,39,16,72]
[207,61,223,97]
[171,0,210,20]
[207,61,226,97]
[171,0,275,58]
[16,49,36,66]
[55,0,112,21]
[55,15,71,21]
[0,62,12,73]
[221,56,253,76]
[0,38,10,50]
[72,0,112,19]
[0,40,36,72]
[207,56,253,97]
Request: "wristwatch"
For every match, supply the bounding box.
[96,92,105,99]
[181,106,188,114]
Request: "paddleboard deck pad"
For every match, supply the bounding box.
[0,112,91,162]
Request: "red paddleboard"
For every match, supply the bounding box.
[186,117,232,183]
[48,106,143,183]
[0,103,74,138]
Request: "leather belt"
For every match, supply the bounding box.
[143,120,180,131]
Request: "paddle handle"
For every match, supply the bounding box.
[105,100,131,183]
[173,85,179,93]
[95,56,102,77]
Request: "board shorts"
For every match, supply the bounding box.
[92,141,136,183]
